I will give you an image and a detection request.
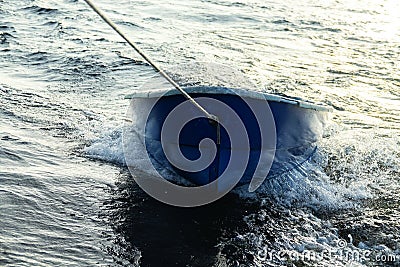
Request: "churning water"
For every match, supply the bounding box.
[1,0,399,266]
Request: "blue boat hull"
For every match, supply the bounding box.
[127,87,329,187]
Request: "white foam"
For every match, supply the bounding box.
[84,127,126,165]
[84,121,399,213]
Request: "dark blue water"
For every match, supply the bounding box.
[1,0,399,266]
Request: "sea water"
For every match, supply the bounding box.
[1,0,399,266]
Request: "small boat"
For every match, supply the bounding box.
[83,0,331,204]
[125,86,331,189]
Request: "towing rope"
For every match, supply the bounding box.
[82,0,218,123]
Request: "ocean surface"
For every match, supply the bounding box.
[1,0,399,266]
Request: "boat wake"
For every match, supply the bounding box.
[83,102,400,266]
[84,121,371,210]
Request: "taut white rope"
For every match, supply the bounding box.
[82,0,218,122]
